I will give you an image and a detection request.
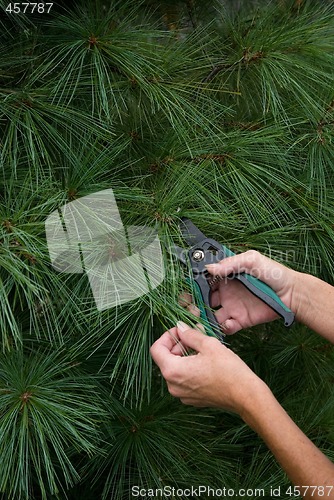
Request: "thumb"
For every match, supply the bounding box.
[176,321,206,352]
[205,250,284,290]
[205,251,262,278]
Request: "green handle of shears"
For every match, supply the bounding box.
[185,277,218,338]
[220,245,294,326]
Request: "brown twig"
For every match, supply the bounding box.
[202,49,264,84]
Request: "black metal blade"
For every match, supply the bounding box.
[179,217,206,246]
[167,243,188,265]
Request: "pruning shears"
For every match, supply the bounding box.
[171,218,295,342]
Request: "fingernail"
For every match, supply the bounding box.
[177,321,190,332]
[195,322,205,333]
[188,304,200,315]
[220,321,227,331]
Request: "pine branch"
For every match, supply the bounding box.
[0,348,106,499]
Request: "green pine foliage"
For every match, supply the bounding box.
[1,0,334,498]
[0,348,106,498]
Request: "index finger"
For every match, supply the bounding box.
[150,328,180,370]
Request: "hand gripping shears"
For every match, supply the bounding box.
[172,218,295,341]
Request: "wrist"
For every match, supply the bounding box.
[239,380,274,427]
[289,270,308,323]
[290,271,320,326]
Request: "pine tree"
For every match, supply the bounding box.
[1,0,334,498]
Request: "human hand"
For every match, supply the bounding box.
[150,321,268,414]
[201,250,299,335]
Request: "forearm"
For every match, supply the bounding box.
[293,271,334,343]
[241,384,334,499]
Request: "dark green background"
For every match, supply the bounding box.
[0,0,334,498]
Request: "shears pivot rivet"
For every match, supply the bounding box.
[193,249,205,261]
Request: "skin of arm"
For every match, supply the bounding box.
[289,271,334,343]
[150,251,334,498]
[205,250,334,343]
[150,324,334,499]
